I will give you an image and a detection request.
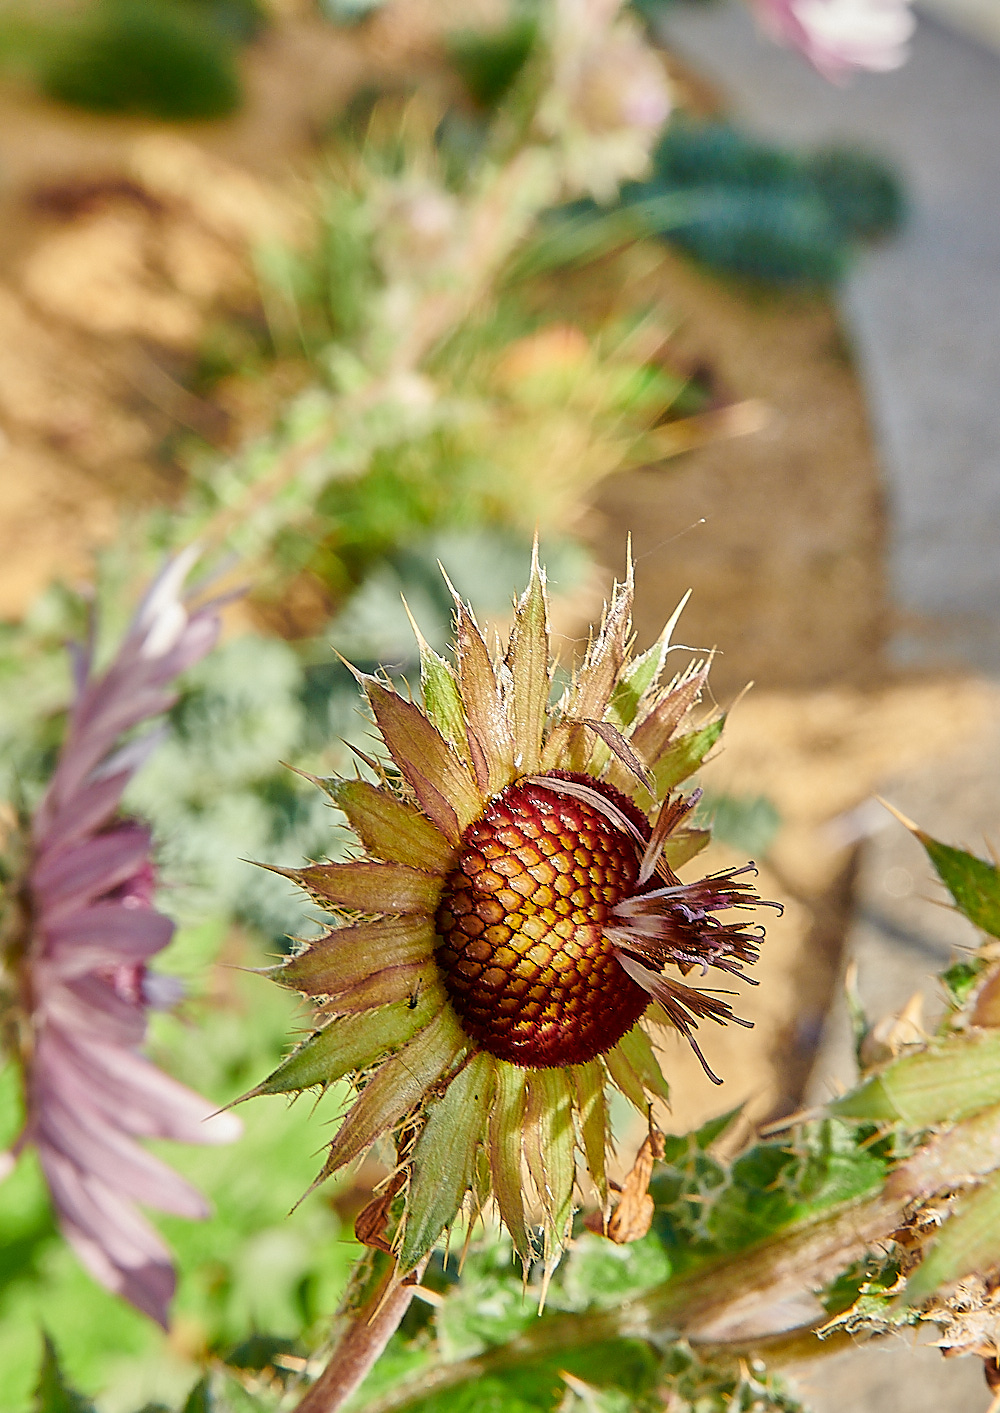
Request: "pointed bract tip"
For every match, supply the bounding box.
[621,535,635,592]
[249,860,304,881]
[331,649,369,686]
[400,595,432,652]
[434,562,464,611]
[279,761,326,788]
[877,796,923,837]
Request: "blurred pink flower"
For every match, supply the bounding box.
[4,548,241,1326]
[752,0,915,78]
[541,0,673,201]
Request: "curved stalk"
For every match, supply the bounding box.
[292,1256,428,1413]
[348,1193,900,1413]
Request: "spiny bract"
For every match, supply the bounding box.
[248,551,773,1278]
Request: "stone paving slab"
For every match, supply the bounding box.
[656,1,1000,675]
[650,7,1000,1407]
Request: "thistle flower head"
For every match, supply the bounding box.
[0,549,241,1326]
[254,550,775,1280]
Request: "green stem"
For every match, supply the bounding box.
[353,1193,900,1413]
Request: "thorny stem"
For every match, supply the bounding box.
[344,1194,901,1413]
[291,1257,428,1413]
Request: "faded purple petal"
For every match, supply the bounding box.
[35,553,222,836]
[16,551,240,1325]
[142,971,186,1010]
[32,826,152,922]
[34,1080,208,1219]
[38,976,148,1048]
[44,905,174,977]
[46,685,181,810]
[67,1224,176,1330]
[39,1146,177,1326]
[47,1031,241,1145]
[132,543,202,657]
[33,769,133,857]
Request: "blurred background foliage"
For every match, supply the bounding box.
[0,0,920,1409]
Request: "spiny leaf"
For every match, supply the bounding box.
[541,568,633,773]
[248,985,444,1096]
[573,1060,609,1206]
[366,681,483,843]
[831,1030,1000,1127]
[399,1052,496,1270]
[407,611,468,756]
[524,1068,575,1264]
[506,547,550,775]
[904,1169,1000,1305]
[918,832,1000,939]
[279,916,435,996]
[292,859,441,915]
[607,591,690,731]
[33,1335,95,1413]
[320,1006,467,1177]
[323,779,455,873]
[627,661,708,755]
[651,717,724,796]
[452,597,516,795]
[489,1061,534,1264]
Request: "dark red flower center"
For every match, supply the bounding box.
[434,773,650,1066]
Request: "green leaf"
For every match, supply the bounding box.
[606,593,689,732]
[321,1005,467,1176]
[33,1335,95,1413]
[489,1063,534,1264]
[916,832,1000,938]
[399,1052,496,1271]
[615,1024,670,1106]
[324,779,455,873]
[603,1040,647,1115]
[941,960,984,1007]
[524,1069,575,1261]
[697,792,781,858]
[250,985,444,1095]
[415,638,468,756]
[659,827,710,870]
[572,1061,608,1206]
[507,550,550,776]
[904,1168,1000,1305]
[181,1377,214,1413]
[830,1030,1000,1126]
[694,1106,743,1150]
[651,718,724,797]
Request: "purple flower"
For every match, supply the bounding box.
[751,0,915,79]
[2,549,241,1326]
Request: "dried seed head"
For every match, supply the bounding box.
[435,773,649,1066]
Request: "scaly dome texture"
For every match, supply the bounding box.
[251,552,775,1277]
